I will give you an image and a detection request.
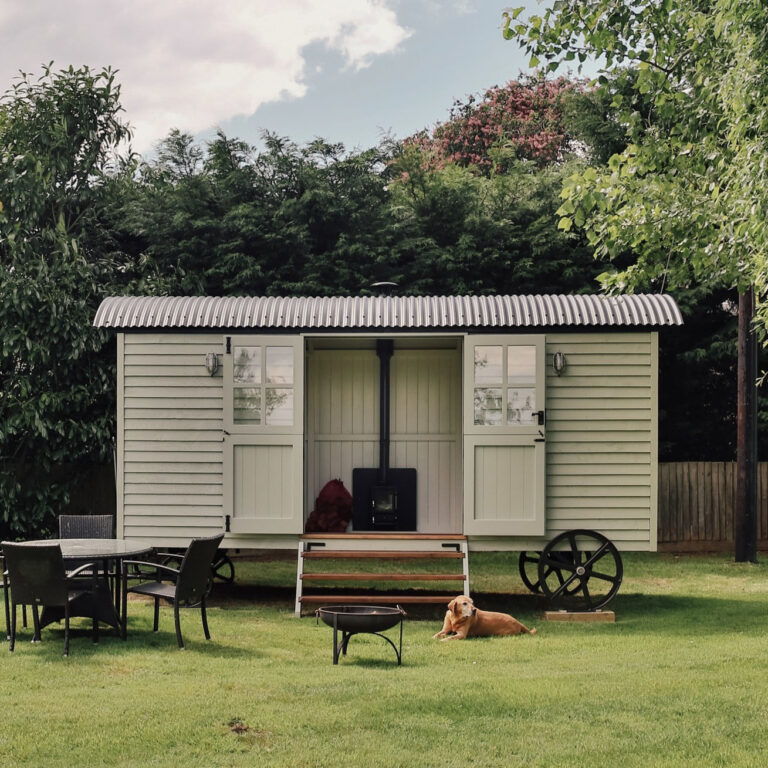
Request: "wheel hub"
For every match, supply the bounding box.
[576,565,586,576]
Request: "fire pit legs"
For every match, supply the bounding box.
[324,607,405,665]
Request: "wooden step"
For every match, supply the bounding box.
[300,594,452,605]
[301,533,466,540]
[303,550,464,560]
[301,572,465,581]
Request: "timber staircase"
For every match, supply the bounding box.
[295,534,470,615]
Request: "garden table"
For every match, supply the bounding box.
[22,538,153,636]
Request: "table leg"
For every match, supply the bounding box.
[121,565,127,640]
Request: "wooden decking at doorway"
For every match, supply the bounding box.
[295,533,469,615]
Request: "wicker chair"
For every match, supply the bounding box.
[121,534,224,649]
[58,514,118,601]
[1,552,28,641]
[58,515,115,539]
[2,542,98,656]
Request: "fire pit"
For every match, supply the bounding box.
[316,605,406,665]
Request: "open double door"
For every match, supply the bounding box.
[222,334,546,537]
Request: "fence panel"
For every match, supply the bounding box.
[658,461,768,551]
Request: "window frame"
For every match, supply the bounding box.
[223,335,304,436]
[463,334,545,437]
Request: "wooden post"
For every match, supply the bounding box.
[735,288,758,562]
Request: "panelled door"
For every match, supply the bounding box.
[463,335,546,536]
[223,335,304,534]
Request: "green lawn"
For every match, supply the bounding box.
[2,552,768,768]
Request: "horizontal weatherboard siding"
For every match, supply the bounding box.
[120,333,225,546]
[541,332,657,551]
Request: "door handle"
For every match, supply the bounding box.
[535,410,545,426]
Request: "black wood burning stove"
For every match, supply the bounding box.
[352,340,417,531]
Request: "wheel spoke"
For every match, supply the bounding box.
[583,543,610,569]
[590,570,619,583]
[550,571,579,599]
[581,579,593,609]
[567,532,579,563]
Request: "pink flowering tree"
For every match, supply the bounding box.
[404,75,583,174]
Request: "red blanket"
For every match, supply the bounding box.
[305,479,353,533]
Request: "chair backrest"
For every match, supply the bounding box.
[59,515,115,539]
[176,534,224,605]
[1,543,68,606]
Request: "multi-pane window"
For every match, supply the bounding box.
[233,345,294,426]
[473,345,536,426]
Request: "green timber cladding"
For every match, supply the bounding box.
[97,294,681,551]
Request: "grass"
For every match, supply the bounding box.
[2,552,768,767]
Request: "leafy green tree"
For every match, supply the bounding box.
[0,65,163,537]
[504,0,768,320]
[115,131,393,297]
[386,145,602,295]
[504,2,768,461]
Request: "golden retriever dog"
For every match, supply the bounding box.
[432,595,537,641]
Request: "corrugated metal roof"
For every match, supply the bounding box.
[93,294,683,330]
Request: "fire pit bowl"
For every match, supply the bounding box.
[316,605,406,665]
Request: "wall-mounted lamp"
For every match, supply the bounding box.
[205,352,219,376]
[552,351,566,376]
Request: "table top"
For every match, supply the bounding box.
[20,538,154,559]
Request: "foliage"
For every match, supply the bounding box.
[403,74,583,174]
[113,131,394,296]
[386,145,602,294]
[504,1,768,331]
[0,65,164,537]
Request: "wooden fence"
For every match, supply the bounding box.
[658,461,768,551]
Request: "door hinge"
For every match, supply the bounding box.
[225,514,231,532]
[226,336,231,354]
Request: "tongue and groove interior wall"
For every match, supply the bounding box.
[305,344,462,533]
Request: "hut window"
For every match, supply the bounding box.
[473,345,536,426]
[232,344,294,426]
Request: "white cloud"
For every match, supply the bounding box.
[0,0,411,151]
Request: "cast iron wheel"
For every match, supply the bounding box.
[211,550,235,584]
[518,551,543,593]
[537,530,623,612]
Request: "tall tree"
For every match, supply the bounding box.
[505,0,768,322]
[0,65,163,537]
[115,131,393,297]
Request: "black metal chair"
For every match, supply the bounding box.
[2,542,98,656]
[58,515,115,539]
[121,533,224,649]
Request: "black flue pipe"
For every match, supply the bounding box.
[376,339,394,484]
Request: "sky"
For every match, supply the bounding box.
[0,0,551,155]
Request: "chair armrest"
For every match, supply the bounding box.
[154,551,184,561]
[122,560,180,580]
[67,562,98,579]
